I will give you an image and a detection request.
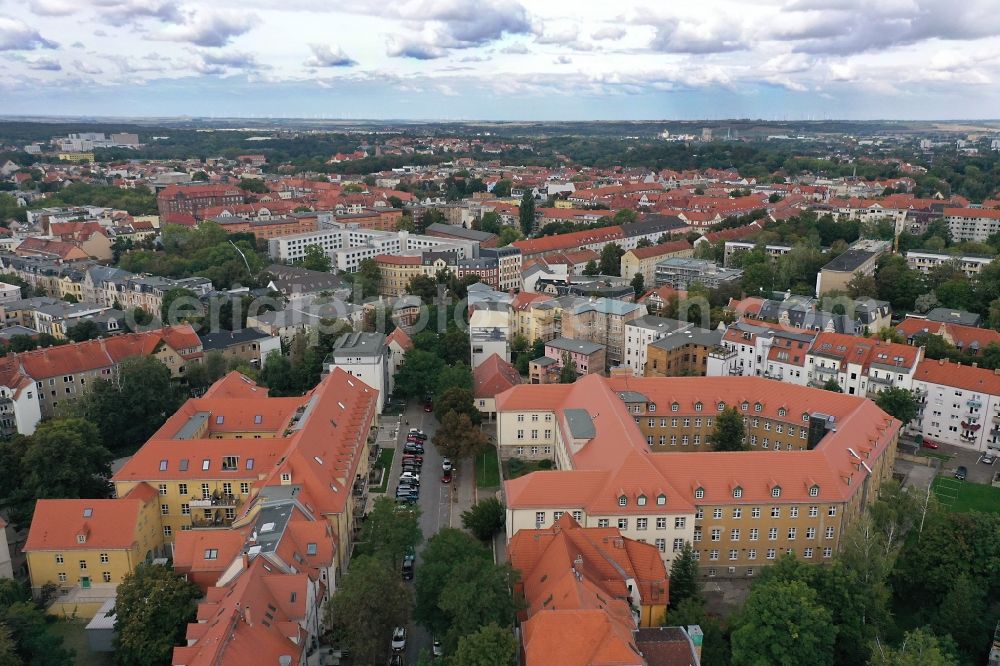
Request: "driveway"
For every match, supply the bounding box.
[930,442,998,484]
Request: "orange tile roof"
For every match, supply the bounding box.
[810,331,920,371]
[474,353,521,399]
[24,491,154,551]
[628,240,692,260]
[502,375,899,511]
[944,207,1000,219]
[522,609,643,666]
[913,358,1000,394]
[173,528,248,583]
[897,317,1000,351]
[172,557,309,666]
[386,327,414,351]
[512,226,624,256]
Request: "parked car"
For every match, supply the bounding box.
[980,453,996,465]
[441,470,452,484]
[403,444,425,455]
[921,438,940,449]
[401,462,422,472]
[954,465,968,480]
[442,458,453,472]
[401,554,415,580]
[423,401,434,412]
[391,627,407,652]
[408,428,427,440]
[402,454,423,464]
[400,472,421,485]
[389,655,403,666]
[432,639,443,657]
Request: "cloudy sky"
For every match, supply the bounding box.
[1,0,999,120]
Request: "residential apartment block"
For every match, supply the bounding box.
[497,375,899,578]
[643,327,722,378]
[912,359,1000,454]
[325,331,393,413]
[905,250,994,279]
[112,370,377,573]
[619,240,693,286]
[654,258,743,290]
[944,207,1000,242]
[561,298,646,366]
[815,239,890,296]
[623,316,693,376]
[24,486,165,618]
[532,337,606,383]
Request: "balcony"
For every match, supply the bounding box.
[868,374,893,386]
[189,495,241,508]
[961,420,980,431]
[191,512,236,528]
[966,399,983,409]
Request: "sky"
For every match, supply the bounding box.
[1,0,1000,120]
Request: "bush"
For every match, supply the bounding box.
[537,459,554,470]
[506,458,526,477]
[461,498,505,541]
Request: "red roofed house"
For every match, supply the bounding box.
[511,515,694,666]
[620,240,693,286]
[896,316,1000,358]
[14,237,90,262]
[474,352,521,419]
[912,358,1000,453]
[24,484,164,617]
[944,207,1000,242]
[497,374,900,578]
[157,184,244,218]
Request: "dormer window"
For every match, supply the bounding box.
[694,402,703,412]
[717,402,725,411]
[754,403,762,413]
[77,534,86,544]
[656,494,666,505]
[741,402,749,412]
[618,496,627,507]
[215,415,224,425]
[809,485,819,497]
[648,404,656,413]
[671,402,679,412]
[733,487,743,499]
[772,486,782,498]
[695,487,705,499]
[637,495,647,506]
[802,413,810,422]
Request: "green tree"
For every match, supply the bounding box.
[822,378,844,392]
[519,191,535,237]
[582,259,599,276]
[631,272,645,298]
[20,419,112,510]
[497,226,522,247]
[436,363,474,397]
[710,407,747,452]
[74,356,184,455]
[326,556,412,666]
[353,258,382,301]
[1,601,73,666]
[296,244,332,272]
[114,564,200,666]
[667,542,700,610]
[238,177,267,193]
[160,287,202,326]
[847,274,878,299]
[461,498,505,542]
[452,623,517,666]
[259,350,296,395]
[913,333,956,360]
[439,560,517,652]
[668,597,731,666]
[360,497,422,565]
[416,529,492,634]
[395,349,444,400]
[0,625,18,666]
[191,170,208,182]
[435,411,489,460]
[64,319,101,342]
[869,627,958,666]
[732,579,835,666]
[933,576,991,659]
[492,180,512,198]
[558,352,577,384]
[435,387,481,425]
[408,274,439,303]
[598,242,624,276]
[874,387,920,425]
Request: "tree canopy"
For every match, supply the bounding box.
[114,564,200,666]
[710,407,747,451]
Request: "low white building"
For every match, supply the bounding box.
[905,250,994,279]
[0,283,22,305]
[325,331,390,413]
[912,359,1000,453]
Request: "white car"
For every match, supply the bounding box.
[980,453,996,465]
[399,471,421,485]
[432,639,443,657]
[391,626,407,652]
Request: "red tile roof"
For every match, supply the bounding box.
[386,327,414,351]
[474,353,521,400]
[944,207,1000,219]
[628,240,692,260]
[913,358,1000,394]
[512,226,624,257]
[896,317,1000,352]
[24,488,155,551]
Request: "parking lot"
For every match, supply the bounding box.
[928,441,998,484]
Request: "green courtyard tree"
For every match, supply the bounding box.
[416,529,492,635]
[75,356,184,455]
[519,191,535,237]
[874,387,920,425]
[668,542,700,610]
[731,579,836,666]
[461,498,505,542]
[439,559,517,652]
[296,244,332,272]
[394,349,444,400]
[435,387,481,425]
[710,407,747,452]
[822,378,844,392]
[558,352,577,384]
[21,418,112,507]
[114,564,200,666]
[326,556,412,665]
[869,628,958,666]
[598,242,624,276]
[582,259,599,276]
[452,623,517,666]
[631,272,645,299]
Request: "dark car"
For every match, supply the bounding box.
[404,445,425,455]
[408,428,427,440]
[402,453,423,463]
[954,465,968,480]
[423,401,434,412]
[401,554,415,580]
[441,470,452,484]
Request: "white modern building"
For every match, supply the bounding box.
[469,307,511,370]
[623,316,694,376]
[324,331,391,413]
[268,224,478,272]
[905,250,995,279]
[912,359,1000,453]
[944,208,1000,243]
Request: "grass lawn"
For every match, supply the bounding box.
[370,447,395,494]
[932,476,1000,513]
[503,457,554,480]
[476,447,501,488]
[50,619,114,666]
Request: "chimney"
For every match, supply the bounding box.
[243,605,252,627]
[972,362,978,368]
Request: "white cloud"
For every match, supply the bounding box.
[0,15,56,50]
[591,26,626,41]
[305,43,357,67]
[72,59,103,74]
[385,34,447,60]
[156,10,258,47]
[27,0,76,17]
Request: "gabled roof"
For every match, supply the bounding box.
[474,353,521,399]
[627,240,692,260]
[913,358,1000,394]
[386,327,414,351]
[24,488,155,551]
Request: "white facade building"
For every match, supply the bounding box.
[324,331,390,413]
[912,359,1000,454]
[623,316,694,376]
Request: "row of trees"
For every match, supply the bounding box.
[666,480,1000,666]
